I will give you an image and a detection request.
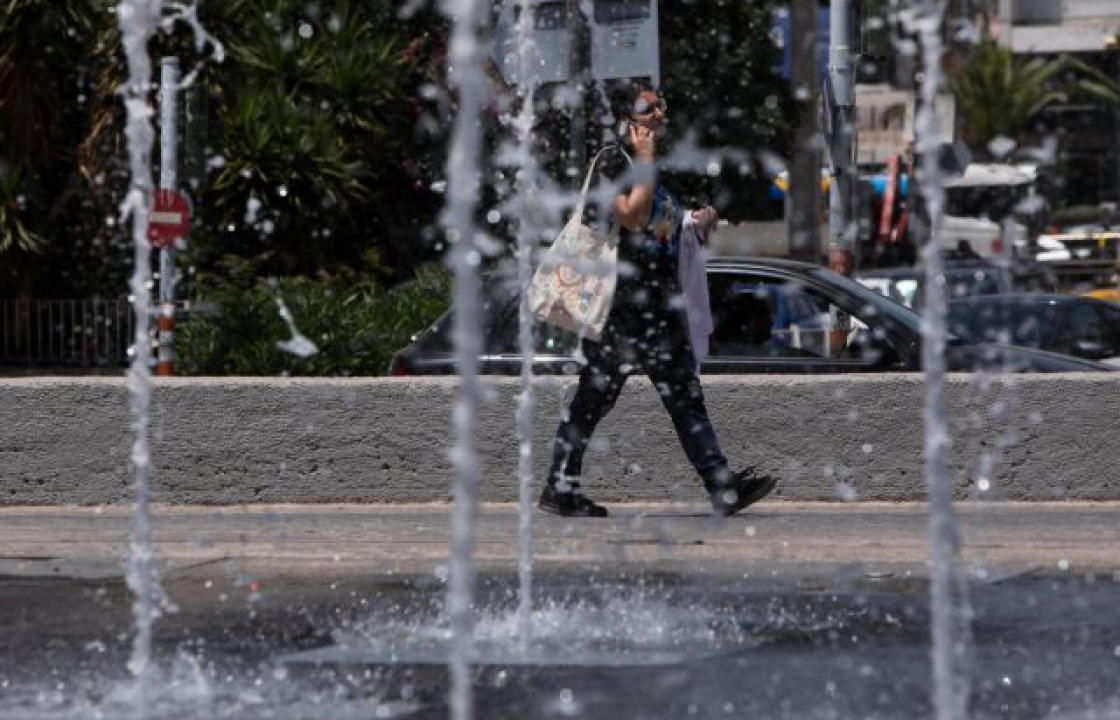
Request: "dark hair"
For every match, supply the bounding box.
[604,77,658,123]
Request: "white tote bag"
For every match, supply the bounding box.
[528,147,627,341]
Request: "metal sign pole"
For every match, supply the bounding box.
[568,0,589,176]
[157,57,179,376]
[827,0,859,272]
[789,0,821,262]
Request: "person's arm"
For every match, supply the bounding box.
[614,124,656,232]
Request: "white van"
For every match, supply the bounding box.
[940,163,1038,260]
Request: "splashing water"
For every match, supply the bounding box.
[114,2,222,715]
[115,2,166,715]
[511,0,543,653]
[274,293,320,358]
[440,0,490,718]
[331,593,756,666]
[908,1,973,718]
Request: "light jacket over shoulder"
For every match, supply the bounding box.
[678,212,714,367]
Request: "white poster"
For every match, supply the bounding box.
[492,0,660,86]
[855,85,915,165]
[589,0,659,84]
[855,84,956,165]
[492,1,572,86]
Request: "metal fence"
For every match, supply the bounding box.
[0,299,135,369]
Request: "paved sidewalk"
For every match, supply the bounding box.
[2,501,1117,583]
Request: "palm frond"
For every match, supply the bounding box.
[951,36,1120,153]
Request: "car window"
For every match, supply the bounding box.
[489,297,580,355]
[861,265,1005,311]
[947,300,1057,347]
[1096,304,1120,352]
[414,280,511,354]
[1057,303,1106,352]
[707,273,880,360]
[946,267,1004,298]
[855,274,919,309]
[414,311,454,353]
[892,278,920,308]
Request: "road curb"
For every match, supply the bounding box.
[1,374,1117,504]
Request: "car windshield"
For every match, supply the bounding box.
[858,265,1005,310]
[947,300,1063,347]
[947,266,1005,298]
[807,267,925,335]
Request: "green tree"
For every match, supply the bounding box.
[658,0,793,220]
[176,261,450,376]
[951,37,1120,155]
[186,0,447,286]
[162,0,452,375]
[0,0,120,297]
[2,0,447,301]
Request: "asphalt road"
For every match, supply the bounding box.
[1,502,1118,720]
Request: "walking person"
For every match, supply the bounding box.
[538,79,777,518]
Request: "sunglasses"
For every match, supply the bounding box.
[631,96,668,118]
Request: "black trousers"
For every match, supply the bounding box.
[548,270,729,489]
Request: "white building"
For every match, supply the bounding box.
[994,0,1120,209]
[996,0,1120,54]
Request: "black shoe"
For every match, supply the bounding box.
[706,466,777,516]
[538,482,609,518]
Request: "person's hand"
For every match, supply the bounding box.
[692,205,717,229]
[628,122,655,161]
[691,205,718,244]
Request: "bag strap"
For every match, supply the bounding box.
[571,144,633,221]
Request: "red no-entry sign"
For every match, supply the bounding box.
[147,189,191,248]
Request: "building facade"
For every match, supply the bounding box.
[994,0,1120,211]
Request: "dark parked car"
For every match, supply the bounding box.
[948,294,1120,367]
[390,258,1113,375]
[856,255,1057,311]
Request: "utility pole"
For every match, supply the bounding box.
[182,82,207,306]
[156,57,179,376]
[827,0,861,273]
[568,0,590,176]
[789,0,821,262]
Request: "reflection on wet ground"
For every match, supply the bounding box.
[2,568,1118,719]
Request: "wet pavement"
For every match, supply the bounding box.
[1,502,1118,719]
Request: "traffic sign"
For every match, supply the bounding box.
[147,188,191,248]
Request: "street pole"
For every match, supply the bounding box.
[789,0,821,262]
[157,57,179,376]
[182,82,207,306]
[827,0,860,273]
[568,0,589,177]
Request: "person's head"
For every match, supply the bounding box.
[607,77,666,142]
[828,247,853,277]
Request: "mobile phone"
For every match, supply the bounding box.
[617,119,629,138]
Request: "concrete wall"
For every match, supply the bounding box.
[1,375,1117,505]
